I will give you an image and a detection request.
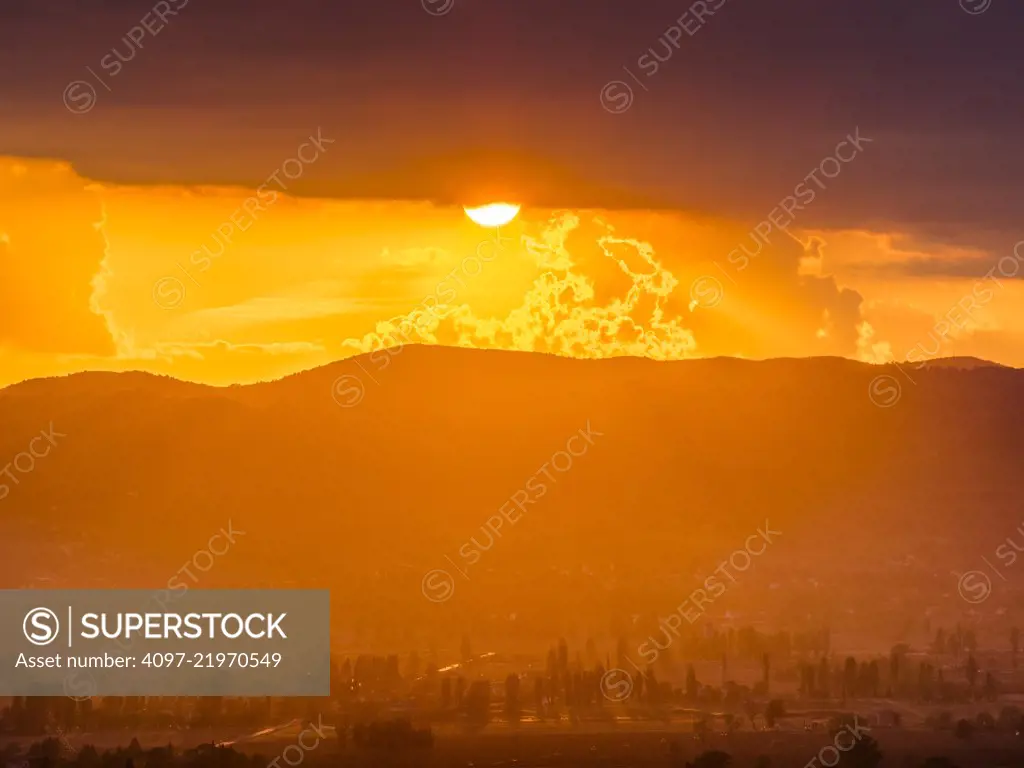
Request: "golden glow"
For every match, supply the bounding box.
[463,203,520,228]
[5,155,1024,390]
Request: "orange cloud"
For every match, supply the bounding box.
[4,157,1024,390]
[0,158,114,357]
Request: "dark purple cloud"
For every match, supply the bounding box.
[0,0,1020,264]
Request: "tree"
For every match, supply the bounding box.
[948,626,964,660]
[932,628,945,655]
[867,660,880,697]
[983,671,997,701]
[889,649,901,692]
[616,635,630,671]
[764,700,785,729]
[965,654,978,694]
[685,665,699,701]
[743,699,759,729]
[669,740,683,766]
[998,705,1022,733]
[687,749,731,768]
[463,681,490,730]
[693,716,710,744]
[963,629,977,654]
[723,712,736,734]
[27,739,61,763]
[843,657,858,699]
[840,734,883,768]
[954,718,973,741]
[753,756,772,768]
[404,650,422,680]
[504,673,521,723]
[76,745,101,768]
[917,662,933,702]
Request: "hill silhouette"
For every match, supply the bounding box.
[1,346,1021,651]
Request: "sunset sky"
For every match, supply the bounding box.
[1,0,1023,387]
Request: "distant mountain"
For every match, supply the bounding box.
[2,347,1022,652]
[917,356,1008,370]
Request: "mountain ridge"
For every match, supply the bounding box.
[1,346,1021,651]
[0,346,1013,398]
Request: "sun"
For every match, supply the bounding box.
[463,202,520,228]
